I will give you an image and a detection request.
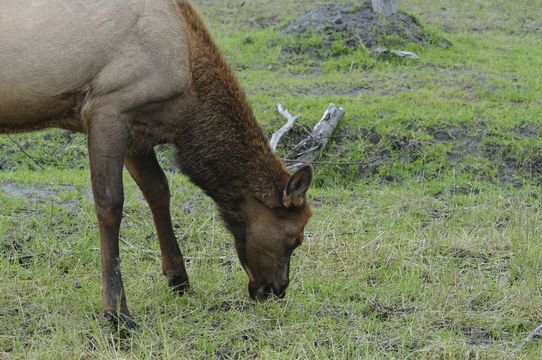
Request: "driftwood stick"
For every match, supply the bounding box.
[288,104,344,170]
[508,323,542,359]
[269,103,300,152]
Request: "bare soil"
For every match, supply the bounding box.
[282,1,445,57]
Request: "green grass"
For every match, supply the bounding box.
[2,0,542,358]
[2,173,542,358]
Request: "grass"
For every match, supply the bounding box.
[2,0,542,358]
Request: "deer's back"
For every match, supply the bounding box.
[0,0,191,133]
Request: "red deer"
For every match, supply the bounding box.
[0,0,313,327]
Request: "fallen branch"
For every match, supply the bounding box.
[288,103,345,171]
[269,103,300,152]
[508,323,542,359]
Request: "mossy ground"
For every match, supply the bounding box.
[1,0,542,358]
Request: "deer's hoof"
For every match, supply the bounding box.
[168,274,190,295]
[104,311,139,335]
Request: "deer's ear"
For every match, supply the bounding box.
[282,165,313,208]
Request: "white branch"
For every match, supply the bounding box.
[508,323,542,359]
[269,103,300,152]
[372,47,419,59]
[288,103,345,171]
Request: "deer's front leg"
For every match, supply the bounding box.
[125,151,190,294]
[87,108,134,328]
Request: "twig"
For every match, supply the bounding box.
[508,323,542,359]
[6,135,45,170]
[287,139,311,158]
[269,103,300,152]
[299,125,314,138]
[120,237,159,255]
[282,156,386,166]
[291,148,320,160]
[287,134,353,158]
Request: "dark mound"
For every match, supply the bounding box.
[282,2,441,55]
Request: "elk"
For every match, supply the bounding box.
[0,0,313,327]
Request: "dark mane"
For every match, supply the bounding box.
[173,0,291,261]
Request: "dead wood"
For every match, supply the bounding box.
[269,103,300,152]
[285,104,345,171]
[372,47,419,59]
[508,323,542,359]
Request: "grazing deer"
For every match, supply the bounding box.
[0,0,313,327]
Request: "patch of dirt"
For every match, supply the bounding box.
[427,123,542,186]
[0,183,75,201]
[463,326,511,345]
[317,120,542,186]
[1,234,33,267]
[522,17,542,34]
[358,127,382,145]
[282,2,445,58]
[481,141,524,186]
[430,321,511,345]
[390,135,422,164]
[316,304,352,321]
[366,299,415,321]
[0,183,84,213]
[513,123,540,138]
[438,246,511,274]
[214,347,232,360]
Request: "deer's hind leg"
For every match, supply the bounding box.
[125,150,190,294]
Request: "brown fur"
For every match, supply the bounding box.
[173,1,295,260]
[0,0,313,324]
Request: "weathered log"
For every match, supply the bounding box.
[269,103,300,152]
[287,104,345,171]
